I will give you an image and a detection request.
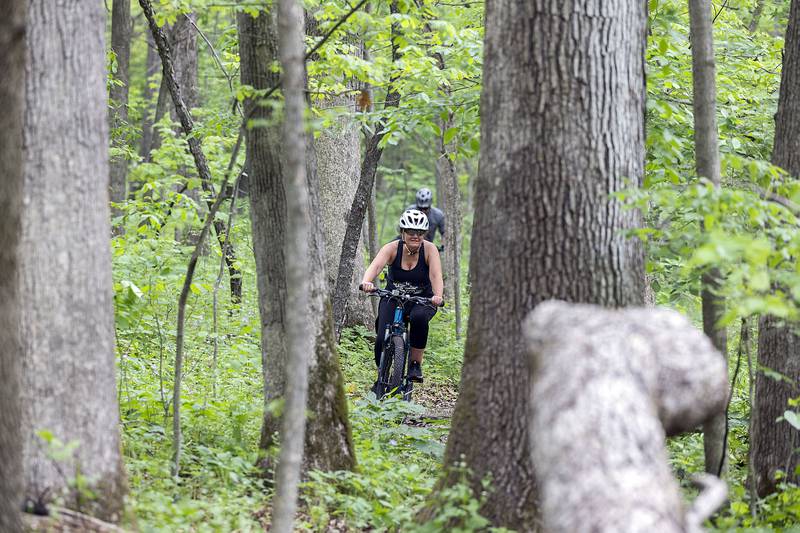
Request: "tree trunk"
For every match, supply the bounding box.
[316,98,373,328]
[367,184,379,315]
[0,1,26,530]
[688,0,729,476]
[331,1,401,339]
[169,14,198,113]
[436,109,463,338]
[138,30,160,163]
[109,0,131,223]
[437,1,647,529]
[751,0,800,497]
[525,302,729,533]
[144,16,197,159]
[749,0,766,33]
[238,9,355,475]
[21,0,126,520]
[270,0,312,528]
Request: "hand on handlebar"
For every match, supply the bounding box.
[431,295,444,307]
[359,282,376,293]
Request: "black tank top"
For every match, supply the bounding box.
[385,240,433,297]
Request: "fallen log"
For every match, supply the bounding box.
[524,301,729,533]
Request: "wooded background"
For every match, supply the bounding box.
[1,0,799,531]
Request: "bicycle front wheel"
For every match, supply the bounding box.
[377,334,405,398]
[387,335,406,394]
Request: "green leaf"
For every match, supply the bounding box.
[443,127,458,145]
[784,410,800,430]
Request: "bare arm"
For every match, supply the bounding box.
[426,242,444,300]
[361,241,396,288]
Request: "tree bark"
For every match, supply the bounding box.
[238,9,355,475]
[748,0,766,33]
[143,16,197,159]
[315,98,373,328]
[270,0,312,528]
[436,109,463,338]
[20,0,126,520]
[436,1,647,529]
[0,1,26,530]
[331,1,401,339]
[689,0,729,476]
[138,30,160,162]
[525,301,729,533]
[751,0,800,497]
[168,14,198,113]
[109,0,131,223]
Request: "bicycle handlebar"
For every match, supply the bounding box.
[358,285,445,308]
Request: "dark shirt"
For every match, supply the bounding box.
[385,240,433,297]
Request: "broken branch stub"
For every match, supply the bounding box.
[524,301,729,533]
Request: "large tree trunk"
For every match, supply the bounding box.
[20,0,126,521]
[0,1,26,530]
[316,96,373,328]
[752,0,800,497]
[109,0,131,222]
[689,0,729,476]
[238,9,355,475]
[437,1,647,529]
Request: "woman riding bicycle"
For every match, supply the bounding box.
[360,209,444,383]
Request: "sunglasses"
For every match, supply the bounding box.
[404,229,426,237]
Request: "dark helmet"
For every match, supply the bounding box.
[415,187,433,208]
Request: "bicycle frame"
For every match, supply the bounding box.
[364,287,438,400]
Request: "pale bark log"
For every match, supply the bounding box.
[752,0,800,496]
[0,1,26,529]
[238,9,355,475]
[689,0,728,476]
[438,1,647,529]
[21,0,126,520]
[525,301,729,533]
[271,0,311,528]
[109,0,131,221]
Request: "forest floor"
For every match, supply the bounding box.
[118,308,800,532]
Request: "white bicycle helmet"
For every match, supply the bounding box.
[399,209,429,231]
[415,187,433,208]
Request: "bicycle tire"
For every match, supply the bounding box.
[387,335,406,394]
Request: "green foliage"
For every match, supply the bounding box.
[110,0,800,530]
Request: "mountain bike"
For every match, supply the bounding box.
[360,286,443,401]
